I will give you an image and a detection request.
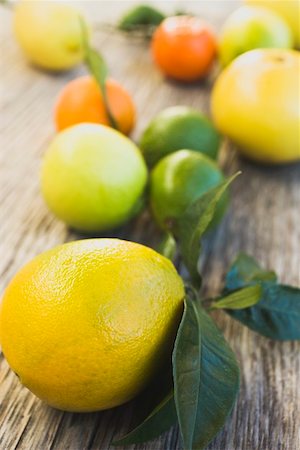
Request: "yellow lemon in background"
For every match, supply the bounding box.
[245,0,300,47]
[218,6,293,67]
[14,0,86,71]
[211,49,300,164]
[0,239,184,412]
[41,123,148,232]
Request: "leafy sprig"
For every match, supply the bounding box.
[172,173,240,286]
[173,294,240,450]
[4,2,298,448]
[80,19,118,130]
[223,253,300,340]
[114,174,300,449]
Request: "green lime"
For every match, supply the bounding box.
[150,149,228,230]
[140,106,220,167]
[41,123,148,232]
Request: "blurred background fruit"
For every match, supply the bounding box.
[14,0,87,71]
[211,49,300,164]
[41,124,148,231]
[0,238,184,411]
[245,0,300,47]
[54,75,135,135]
[151,15,217,81]
[118,4,165,32]
[150,149,228,231]
[140,106,220,167]
[219,5,293,66]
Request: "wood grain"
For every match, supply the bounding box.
[1,2,299,450]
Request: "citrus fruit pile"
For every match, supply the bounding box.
[13,0,300,165]
[2,1,233,419]
[1,1,300,449]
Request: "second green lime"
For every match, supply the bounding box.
[150,149,228,231]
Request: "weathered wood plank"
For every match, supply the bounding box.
[1,2,299,450]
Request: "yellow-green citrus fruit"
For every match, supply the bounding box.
[211,49,300,164]
[0,239,184,412]
[14,0,86,71]
[41,124,148,232]
[150,149,228,230]
[245,0,300,47]
[140,106,221,167]
[219,6,293,66]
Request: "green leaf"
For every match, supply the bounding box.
[211,285,262,310]
[224,253,300,340]
[80,19,118,129]
[172,295,240,450]
[174,173,240,286]
[113,365,177,445]
[226,284,300,340]
[157,232,177,261]
[118,5,165,32]
[225,252,277,291]
[113,391,176,445]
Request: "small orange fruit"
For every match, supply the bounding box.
[54,75,136,135]
[151,15,217,82]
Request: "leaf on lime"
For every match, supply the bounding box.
[174,172,240,286]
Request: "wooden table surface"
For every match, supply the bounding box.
[1,2,300,449]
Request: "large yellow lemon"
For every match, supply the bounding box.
[0,239,184,412]
[211,49,300,164]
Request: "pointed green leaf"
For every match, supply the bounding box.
[211,285,262,310]
[113,391,176,446]
[80,19,118,129]
[118,5,165,31]
[175,173,240,286]
[172,295,240,450]
[157,232,177,261]
[226,284,300,340]
[224,253,300,340]
[225,253,277,291]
